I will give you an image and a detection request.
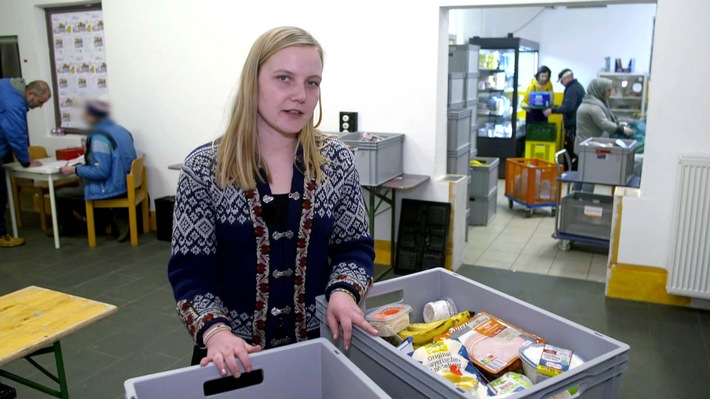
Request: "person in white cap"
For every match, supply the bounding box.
[544,69,585,170]
[54,98,137,241]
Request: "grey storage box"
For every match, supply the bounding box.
[448,44,479,74]
[560,191,614,240]
[469,156,499,197]
[124,339,391,399]
[446,142,470,175]
[469,187,497,226]
[447,107,472,151]
[577,138,637,185]
[447,73,465,108]
[315,269,630,399]
[464,72,479,106]
[341,132,404,187]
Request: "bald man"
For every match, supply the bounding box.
[0,78,51,247]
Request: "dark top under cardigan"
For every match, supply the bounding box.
[168,137,375,349]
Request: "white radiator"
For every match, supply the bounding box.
[667,155,710,299]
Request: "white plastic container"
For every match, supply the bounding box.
[519,343,586,384]
[366,304,412,337]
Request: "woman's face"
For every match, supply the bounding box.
[257,46,322,135]
[605,87,613,99]
[537,72,549,85]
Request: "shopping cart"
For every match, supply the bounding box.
[504,157,561,217]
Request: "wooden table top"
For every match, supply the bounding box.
[0,286,117,367]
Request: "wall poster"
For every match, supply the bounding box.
[47,5,107,131]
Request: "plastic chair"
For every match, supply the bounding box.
[12,146,78,230]
[85,156,149,247]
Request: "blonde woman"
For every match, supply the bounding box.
[168,27,377,378]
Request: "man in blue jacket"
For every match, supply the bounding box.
[56,98,137,241]
[544,69,585,170]
[0,78,51,247]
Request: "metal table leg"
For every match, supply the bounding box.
[0,341,69,398]
[5,169,18,237]
[47,175,61,249]
[390,190,396,269]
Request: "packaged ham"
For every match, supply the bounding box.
[451,312,545,379]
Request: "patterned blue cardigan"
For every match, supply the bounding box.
[168,137,374,349]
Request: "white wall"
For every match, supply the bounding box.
[2,0,677,258]
[539,4,655,92]
[616,0,710,269]
[0,0,87,151]
[449,4,656,92]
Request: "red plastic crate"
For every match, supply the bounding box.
[505,158,560,205]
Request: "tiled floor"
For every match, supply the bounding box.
[2,210,710,398]
[465,180,610,282]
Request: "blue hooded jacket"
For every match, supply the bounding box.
[76,119,137,200]
[0,78,31,166]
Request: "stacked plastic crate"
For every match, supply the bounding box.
[447,44,479,175]
[469,157,499,225]
[524,122,557,163]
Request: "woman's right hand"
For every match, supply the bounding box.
[623,127,634,136]
[200,330,262,378]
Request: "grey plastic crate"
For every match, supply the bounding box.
[316,269,629,399]
[446,143,470,175]
[577,138,637,185]
[340,132,404,187]
[448,44,479,74]
[124,339,391,399]
[464,72,478,104]
[469,156,499,197]
[559,192,614,240]
[447,107,472,151]
[469,187,497,226]
[448,73,465,108]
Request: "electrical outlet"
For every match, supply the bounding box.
[339,112,358,132]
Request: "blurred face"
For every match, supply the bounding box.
[605,88,613,99]
[537,72,550,85]
[561,75,573,86]
[82,112,99,126]
[257,46,322,136]
[26,91,51,109]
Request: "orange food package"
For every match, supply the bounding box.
[451,312,546,379]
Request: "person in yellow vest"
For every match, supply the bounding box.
[522,66,553,124]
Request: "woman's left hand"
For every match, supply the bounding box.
[326,291,378,351]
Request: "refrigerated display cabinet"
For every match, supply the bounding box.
[471,35,539,178]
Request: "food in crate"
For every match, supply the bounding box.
[397,310,473,346]
[366,304,412,337]
[359,132,382,142]
[488,372,533,396]
[411,339,490,398]
[451,312,546,379]
[370,296,588,398]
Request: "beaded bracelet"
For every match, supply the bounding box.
[203,324,232,346]
[332,288,357,303]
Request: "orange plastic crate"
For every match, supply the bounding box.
[505,158,561,206]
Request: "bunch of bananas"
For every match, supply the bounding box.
[397,310,472,346]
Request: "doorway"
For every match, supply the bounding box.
[0,36,21,79]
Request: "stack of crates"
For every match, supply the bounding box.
[469,157,499,226]
[524,123,557,163]
[447,108,472,175]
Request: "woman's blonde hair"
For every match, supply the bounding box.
[215,26,326,189]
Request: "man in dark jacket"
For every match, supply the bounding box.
[56,98,137,240]
[0,78,51,247]
[544,69,585,170]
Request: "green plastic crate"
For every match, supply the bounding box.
[526,123,557,142]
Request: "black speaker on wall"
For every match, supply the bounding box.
[339,111,358,132]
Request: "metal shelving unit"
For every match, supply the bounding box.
[598,72,649,121]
